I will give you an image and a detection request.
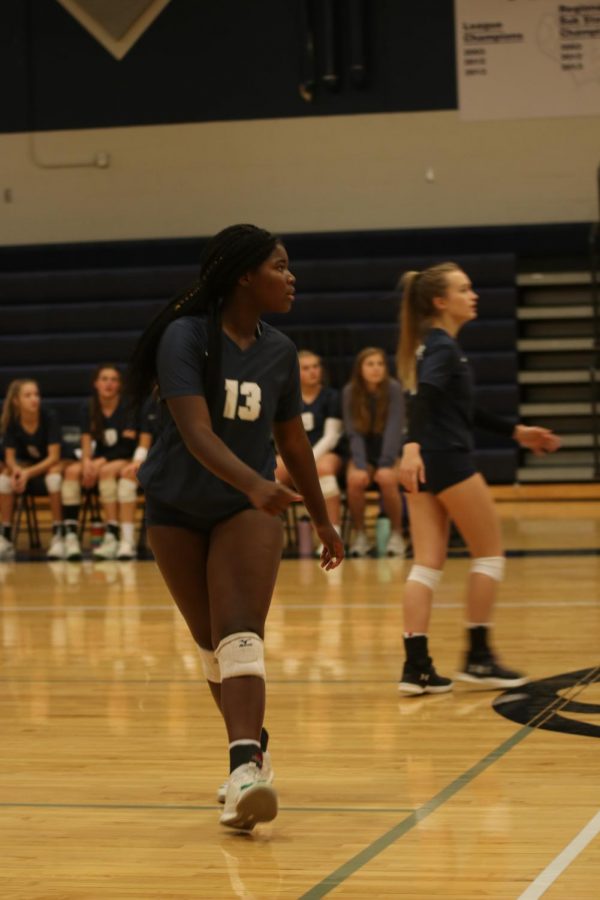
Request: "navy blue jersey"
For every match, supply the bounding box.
[139,395,160,439]
[80,399,137,460]
[301,387,341,447]
[138,315,302,517]
[410,328,475,451]
[4,407,61,462]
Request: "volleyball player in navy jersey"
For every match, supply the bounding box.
[114,394,159,560]
[396,263,560,694]
[0,379,65,560]
[127,225,343,832]
[61,365,137,561]
[275,349,343,549]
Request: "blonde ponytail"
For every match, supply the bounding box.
[397,271,421,392]
[396,262,461,392]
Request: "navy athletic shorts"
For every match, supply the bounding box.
[145,493,253,533]
[419,450,477,495]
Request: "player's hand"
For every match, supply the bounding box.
[82,459,99,488]
[316,523,344,570]
[398,443,426,493]
[248,479,302,515]
[514,425,561,456]
[11,467,27,494]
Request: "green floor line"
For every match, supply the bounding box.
[299,724,533,899]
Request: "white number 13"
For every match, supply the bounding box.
[223,379,262,421]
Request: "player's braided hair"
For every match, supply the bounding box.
[126,224,278,413]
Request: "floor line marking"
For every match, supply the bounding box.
[1,599,598,614]
[299,668,600,898]
[298,724,533,899]
[517,810,600,899]
[0,801,414,814]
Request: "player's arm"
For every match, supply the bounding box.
[166,394,299,515]
[273,415,344,566]
[311,417,343,461]
[14,443,61,482]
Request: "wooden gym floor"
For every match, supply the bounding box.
[1,497,599,899]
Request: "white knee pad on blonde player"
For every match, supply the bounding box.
[215,632,266,681]
[407,565,443,591]
[319,474,340,499]
[0,474,12,495]
[61,479,81,505]
[470,556,505,582]
[198,647,221,683]
[45,473,62,494]
[99,478,118,504]
[117,477,138,503]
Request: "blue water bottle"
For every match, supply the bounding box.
[375,513,391,557]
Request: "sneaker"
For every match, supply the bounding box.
[219,761,278,832]
[217,749,273,805]
[46,533,65,560]
[116,539,136,561]
[348,531,373,558]
[398,660,453,695]
[0,534,16,561]
[455,654,528,689]
[64,531,82,562]
[385,530,406,557]
[93,531,118,561]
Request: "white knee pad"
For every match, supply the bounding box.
[470,556,505,582]
[198,647,221,683]
[407,565,443,591]
[45,473,62,494]
[215,632,266,681]
[319,474,340,499]
[99,478,118,503]
[117,477,138,503]
[0,474,12,495]
[61,479,81,505]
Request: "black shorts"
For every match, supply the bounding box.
[419,450,477,496]
[145,493,253,533]
[22,474,49,496]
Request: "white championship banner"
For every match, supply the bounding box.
[455,0,600,120]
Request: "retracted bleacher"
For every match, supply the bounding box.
[0,244,518,483]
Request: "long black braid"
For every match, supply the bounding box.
[126,224,279,413]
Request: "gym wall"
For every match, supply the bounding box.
[0,0,596,246]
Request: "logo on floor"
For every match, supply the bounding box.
[492,667,600,738]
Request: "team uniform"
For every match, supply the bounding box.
[301,387,342,456]
[409,328,514,494]
[4,406,61,493]
[138,315,302,530]
[80,400,137,460]
[138,394,160,441]
[342,378,405,470]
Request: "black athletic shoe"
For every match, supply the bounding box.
[398,660,453,695]
[455,654,528,689]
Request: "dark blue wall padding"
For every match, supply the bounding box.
[0,237,520,483]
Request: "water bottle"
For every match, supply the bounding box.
[90,520,105,549]
[375,513,391,557]
[297,515,314,558]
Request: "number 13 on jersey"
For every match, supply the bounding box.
[223,379,262,421]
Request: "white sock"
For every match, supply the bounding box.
[121,522,135,544]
